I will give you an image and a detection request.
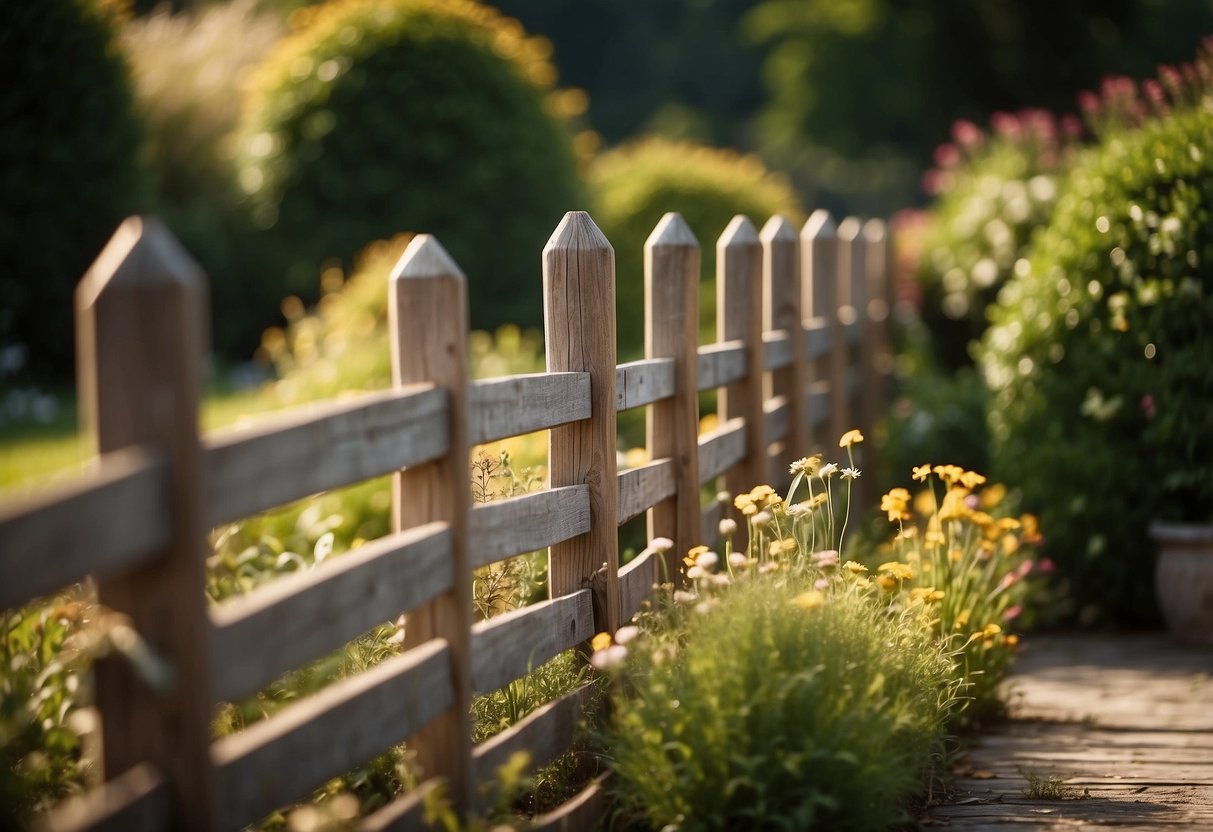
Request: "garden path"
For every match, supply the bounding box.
[926,633,1213,830]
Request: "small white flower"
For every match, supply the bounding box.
[614,625,640,645]
[819,463,839,478]
[590,644,627,670]
[752,510,773,528]
[649,537,674,553]
[813,549,840,568]
[841,467,861,480]
[718,518,738,537]
[728,551,748,569]
[673,590,697,604]
[711,573,731,587]
[787,501,812,517]
[814,577,830,590]
[695,550,719,571]
[716,490,731,504]
[686,565,705,580]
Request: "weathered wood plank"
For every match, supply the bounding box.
[701,499,725,546]
[473,685,596,810]
[0,448,168,611]
[471,589,595,695]
[204,384,447,527]
[620,548,660,624]
[698,417,747,484]
[805,320,830,360]
[358,780,441,832]
[529,773,612,832]
[616,357,675,411]
[764,395,790,444]
[469,486,591,570]
[545,211,621,634]
[808,382,829,429]
[617,458,677,526]
[469,373,590,445]
[209,522,451,703]
[35,763,171,832]
[696,340,746,390]
[213,639,451,831]
[763,216,806,485]
[761,329,792,371]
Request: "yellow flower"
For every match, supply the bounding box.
[1001,535,1020,556]
[955,609,971,629]
[948,548,964,564]
[980,482,1007,509]
[877,562,915,581]
[790,455,822,475]
[734,494,754,511]
[591,632,612,652]
[684,545,710,567]
[741,503,757,516]
[959,470,987,489]
[982,623,1002,637]
[938,487,973,522]
[1005,634,1020,648]
[875,574,898,591]
[880,488,912,522]
[843,560,868,574]
[932,464,964,485]
[792,590,825,611]
[911,464,932,482]
[839,429,864,448]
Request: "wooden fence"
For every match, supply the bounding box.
[0,208,891,831]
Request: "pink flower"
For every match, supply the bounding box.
[1142,394,1156,420]
[1037,558,1056,575]
[1002,604,1023,622]
[951,119,983,148]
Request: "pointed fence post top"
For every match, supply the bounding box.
[544,210,613,256]
[801,209,837,240]
[760,214,798,244]
[717,214,759,251]
[391,234,466,282]
[77,216,205,309]
[646,212,698,250]
[837,216,863,241]
[862,217,887,243]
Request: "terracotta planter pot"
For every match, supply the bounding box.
[1151,520,1213,645]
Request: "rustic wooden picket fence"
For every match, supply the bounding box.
[0,207,890,831]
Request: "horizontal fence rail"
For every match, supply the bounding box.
[2,206,891,832]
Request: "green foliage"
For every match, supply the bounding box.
[605,582,955,831]
[121,0,288,360]
[590,137,803,357]
[237,0,588,332]
[981,104,1213,625]
[0,0,150,378]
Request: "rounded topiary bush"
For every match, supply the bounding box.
[591,137,803,357]
[238,0,588,332]
[980,105,1213,625]
[0,0,149,378]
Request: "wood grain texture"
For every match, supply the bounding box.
[0,447,168,611]
[716,216,766,497]
[470,589,595,695]
[761,330,792,371]
[473,685,596,810]
[468,486,591,570]
[861,218,890,486]
[209,522,452,703]
[390,235,473,809]
[617,458,677,526]
[836,216,866,457]
[213,639,451,832]
[698,417,747,484]
[530,773,612,832]
[468,372,589,445]
[544,212,620,634]
[75,216,215,827]
[203,384,447,527]
[35,763,171,832]
[644,213,704,581]
[619,547,660,624]
[700,499,724,547]
[762,216,808,478]
[616,357,676,411]
[802,210,847,450]
[696,340,746,391]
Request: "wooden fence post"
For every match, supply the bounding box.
[718,216,766,503]
[837,217,868,501]
[75,217,214,829]
[645,213,701,583]
[544,211,620,636]
[801,210,841,451]
[862,218,891,479]
[391,235,473,812]
[761,215,805,486]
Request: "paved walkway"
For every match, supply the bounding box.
[927,633,1213,830]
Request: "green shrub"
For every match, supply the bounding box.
[121,0,287,361]
[981,102,1213,625]
[0,0,150,378]
[590,137,803,357]
[604,581,955,831]
[237,0,588,332]
[912,111,1078,371]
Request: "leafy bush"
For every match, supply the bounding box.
[981,90,1213,624]
[237,0,588,332]
[0,0,150,378]
[121,0,287,360]
[912,111,1079,370]
[590,137,803,357]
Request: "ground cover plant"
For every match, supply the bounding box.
[596,432,1047,830]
